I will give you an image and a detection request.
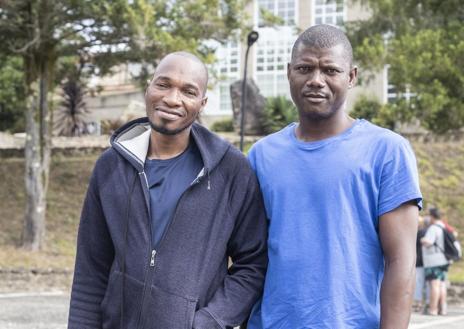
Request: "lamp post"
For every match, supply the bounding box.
[239,30,259,152]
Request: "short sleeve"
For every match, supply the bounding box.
[423,225,438,244]
[378,138,422,216]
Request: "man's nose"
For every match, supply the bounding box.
[163,88,182,106]
[306,70,325,88]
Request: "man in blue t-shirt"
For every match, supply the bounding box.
[247,25,422,329]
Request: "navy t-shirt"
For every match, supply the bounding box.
[144,140,203,248]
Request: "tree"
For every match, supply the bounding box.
[347,0,464,134]
[123,0,247,88]
[0,0,127,250]
[350,95,396,130]
[0,0,246,250]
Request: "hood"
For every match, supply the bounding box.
[110,117,231,174]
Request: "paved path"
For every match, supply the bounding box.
[0,292,463,328]
[409,307,464,329]
[0,292,69,329]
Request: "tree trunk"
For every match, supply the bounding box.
[22,67,51,251]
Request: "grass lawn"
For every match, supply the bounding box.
[0,139,464,283]
[0,154,97,269]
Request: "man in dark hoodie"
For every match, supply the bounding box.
[68,51,268,329]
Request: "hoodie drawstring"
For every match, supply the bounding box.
[120,172,138,329]
[207,170,211,190]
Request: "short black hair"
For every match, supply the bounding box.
[291,24,353,66]
[429,208,441,219]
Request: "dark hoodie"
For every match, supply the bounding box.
[68,118,268,329]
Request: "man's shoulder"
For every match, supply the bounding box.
[250,124,293,152]
[354,120,414,159]
[96,147,120,165]
[192,125,254,177]
[92,147,124,176]
[356,120,407,145]
[426,224,443,235]
[221,145,255,178]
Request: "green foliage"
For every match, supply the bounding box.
[0,1,247,249]
[258,7,284,27]
[350,95,396,130]
[348,0,464,134]
[0,0,129,82]
[262,96,298,134]
[54,79,89,136]
[210,118,234,132]
[0,55,26,132]
[54,54,92,136]
[124,0,247,88]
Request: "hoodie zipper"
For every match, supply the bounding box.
[135,168,208,329]
[135,170,156,329]
[154,167,208,253]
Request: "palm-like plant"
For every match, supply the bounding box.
[54,78,90,136]
[262,96,298,134]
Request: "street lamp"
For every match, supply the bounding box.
[239,30,259,152]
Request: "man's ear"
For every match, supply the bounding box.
[145,79,152,95]
[348,66,358,89]
[200,97,208,112]
[287,62,291,80]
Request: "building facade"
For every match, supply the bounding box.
[203,0,388,125]
[85,0,391,129]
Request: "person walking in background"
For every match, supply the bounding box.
[421,208,449,315]
[413,215,430,312]
[247,24,422,329]
[68,51,268,329]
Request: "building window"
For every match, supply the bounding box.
[313,0,344,27]
[384,65,415,103]
[254,27,295,98]
[216,41,241,111]
[216,42,240,77]
[219,80,235,112]
[257,0,297,26]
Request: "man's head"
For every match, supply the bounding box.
[145,51,208,135]
[429,208,441,221]
[288,24,357,121]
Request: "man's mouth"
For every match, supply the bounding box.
[303,93,327,103]
[154,107,184,121]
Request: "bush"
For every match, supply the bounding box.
[262,96,298,134]
[350,95,396,130]
[210,118,234,132]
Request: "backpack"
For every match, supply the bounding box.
[433,224,462,262]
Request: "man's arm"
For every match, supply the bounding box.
[421,237,433,247]
[193,170,268,329]
[379,201,418,329]
[421,226,436,246]
[68,168,114,329]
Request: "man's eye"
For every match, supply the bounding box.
[296,66,311,73]
[155,83,168,88]
[184,90,197,97]
[325,68,339,75]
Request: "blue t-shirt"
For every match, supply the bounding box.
[144,141,203,248]
[247,119,422,329]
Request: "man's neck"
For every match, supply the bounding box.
[296,112,355,142]
[147,128,191,160]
